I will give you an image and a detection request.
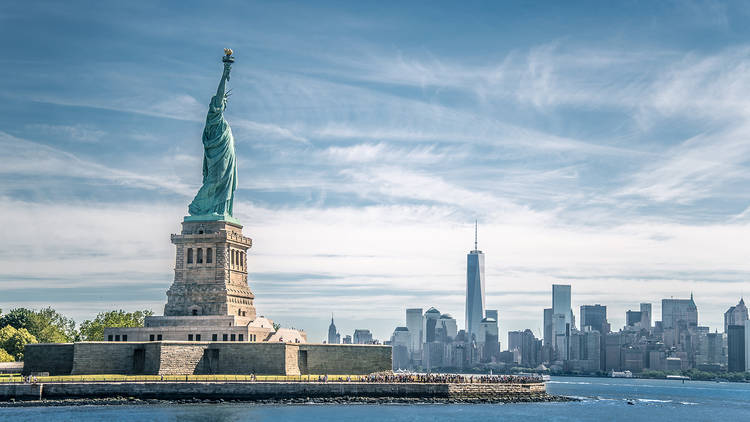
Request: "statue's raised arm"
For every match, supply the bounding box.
[186,49,239,223]
[215,48,234,99]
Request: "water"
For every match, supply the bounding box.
[1,376,748,421]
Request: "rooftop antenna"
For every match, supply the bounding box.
[474,220,478,251]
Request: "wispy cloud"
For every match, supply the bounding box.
[25,124,106,143]
[0,131,194,196]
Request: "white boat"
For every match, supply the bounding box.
[611,370,633,378]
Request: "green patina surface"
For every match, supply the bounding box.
[187,56,238,222]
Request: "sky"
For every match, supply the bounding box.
[1,0,750,344]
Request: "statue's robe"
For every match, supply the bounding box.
[188,94,237,217]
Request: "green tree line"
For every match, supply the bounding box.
[0,307,152,361]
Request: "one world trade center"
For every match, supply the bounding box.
[465,221,486,339]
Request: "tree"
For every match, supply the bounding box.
[0,325,37,360]
[0,349,13,363]
[0,307,76,343]
[78,310,153,341]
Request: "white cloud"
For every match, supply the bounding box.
[25,124,107,143]
[0,131,195,197]
[322,143,449,164]
[232,119,309,144]
[618,123,750,203]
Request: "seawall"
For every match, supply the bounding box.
[0,381,548,402]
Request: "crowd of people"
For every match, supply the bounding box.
[359,373,543,384]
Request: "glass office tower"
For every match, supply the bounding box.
[465,224,486,339]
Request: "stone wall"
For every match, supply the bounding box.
[25,342,390,376]
[22,344,74,376]
[157,343,205,375]
[70,343,161,375]
[299,344,391,375]
[159,342,298,375]
[0,381,547,401]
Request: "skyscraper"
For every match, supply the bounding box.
[552,284,572,326]
[423,307,441,343]
[327,316,340,344]
[353,329,373,344]
[626,310,642,327]
[580,304,608,334]
[439,314,458,342]
[724,299,748,333]
[479,317,499,362]
[465,222,485,339]
[662,296,698,329]
[728,324,745,372]
[485,309,498,321]
[391,327,410,370]
[661,296,699,349]
[552,284,572,360]
[640,303,652,329]
[405,308,423,357]
[543,308,553,346]
[508,330,523,352]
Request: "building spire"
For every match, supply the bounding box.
[474,220,478,251]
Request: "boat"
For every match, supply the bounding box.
[611,370,633,378]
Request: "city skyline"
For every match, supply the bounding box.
[3,1,750,343]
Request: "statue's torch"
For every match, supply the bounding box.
[223,48,235,63]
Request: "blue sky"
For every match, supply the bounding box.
[2,1,750,343]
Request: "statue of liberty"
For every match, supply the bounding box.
[186,49,239,223]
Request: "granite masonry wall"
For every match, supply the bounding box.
[23,342,391,376]
[159,342,298,375]
[70,342,161,375]
[24,341,391,375]
[22,344,74,376]
[299,344,391,375]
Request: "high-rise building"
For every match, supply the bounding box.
[568,328,601,372]
[661,296,699,351]
[353,329,373,344]
[479,317,499,362]
[580,304,609,334]
[552,313,569,360]
[508,329,540,368]
[485,309,498,321]
[552,284,572,361]
[327,316,340,344]
[342,335,352,344]
[640,303,652,329]
[746,324,750,373]
[439,314,458,342]
[465,222,485,339]
[662,296,698,329]
[552,284,572,327]
[508,330,523,352]
[728,324,745,372]
[724,299,748,333]
[543,308,553,346]
[391,327,411,370]
[696,331,726,367]
[406,308,423,355]
[423,307,441,343]
[626,310,642,327]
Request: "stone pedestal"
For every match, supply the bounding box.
[164,219,256,323]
